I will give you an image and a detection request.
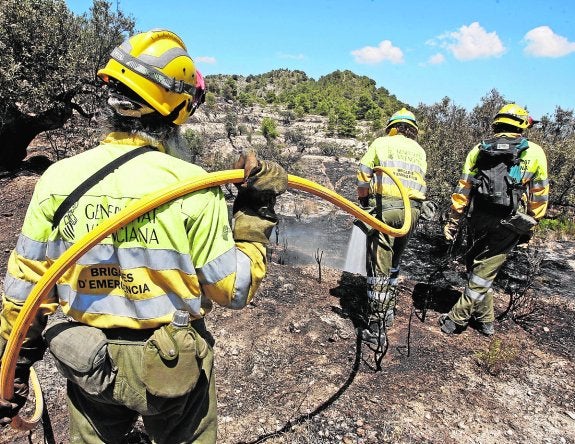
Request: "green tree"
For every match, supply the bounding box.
[204,92,217,115]
[238,92,256,107]
[265,91,277,104]
[182,128,205,163]
[356,94,376,120]
[224,111,239,138]
[327,110,338,137]
[535,107,575,209]
[366,107,383,131]
[469,89,506,140]
[0,0,134,169]
[222,77,238,102]
[335,104,357,137]
[417,97,473,209]
[261,117,279,142]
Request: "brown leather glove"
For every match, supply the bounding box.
[0,366,30,427]
[234,153,288,195]
[234,150,260,182]
[232,208,278,244]
[232,154,288,244]
[0,334,45,427]
[443,207,464,242]
[443,219,459,242]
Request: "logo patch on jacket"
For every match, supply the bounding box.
[62,202,79,239]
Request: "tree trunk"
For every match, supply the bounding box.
[0,103,73,171]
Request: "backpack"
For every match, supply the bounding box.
[470,136,529,214]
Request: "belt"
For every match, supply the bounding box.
[379,197,422,209]
[102,318,208,342]
[102,327,156,341]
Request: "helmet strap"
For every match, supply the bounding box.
[163,100,187,125]
[108,94,155,118]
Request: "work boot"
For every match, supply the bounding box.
[439,314,464,334]
[384,309,395,329]
[476,322,494,336]
[361,318,387,347]
[369,300,395,329]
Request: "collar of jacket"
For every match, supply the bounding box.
[101,132,166,152]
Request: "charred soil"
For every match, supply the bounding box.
[1,154,574,444]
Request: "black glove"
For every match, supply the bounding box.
[358,196,370,209]
[0,366,30,427]
[517,232,533,246]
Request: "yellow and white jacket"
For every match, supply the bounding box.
[357,134,427,201]
[450,133,549,220]
[1,132,266,344]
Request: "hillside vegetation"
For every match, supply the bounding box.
[192,71,575,219]
[2,1,575,223]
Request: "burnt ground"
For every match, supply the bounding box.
[1,153,575,444]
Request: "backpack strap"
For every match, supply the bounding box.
[52,146,156,229]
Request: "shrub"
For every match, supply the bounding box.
[475,338,518,375]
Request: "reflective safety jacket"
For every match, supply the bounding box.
[357,134,427,201]
[450,133,549,220]
[1,133,267,345]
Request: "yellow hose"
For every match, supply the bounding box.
[288,166,411,237]
[1,166,410,430]
[8,367,43,431]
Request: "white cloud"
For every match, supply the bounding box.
[440,22,505,60]
[351,40,404,64]
[524,26,575,57]
[428,53,445,65]
[195,56,216,64]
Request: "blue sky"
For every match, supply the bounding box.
[66,0,575,119]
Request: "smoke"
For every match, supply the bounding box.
[273,215,353,268]
[343,224,367,276]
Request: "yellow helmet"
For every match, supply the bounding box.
[98,29,197,125]
[386,108,418,133]
[492,104,530,130]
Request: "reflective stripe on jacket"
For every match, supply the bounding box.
[357,134,427,201]
[450,133,549,220]
[1,132,266,342]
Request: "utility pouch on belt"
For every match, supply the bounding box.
[141,324,209,398]
[43,320,116,395]
[500,213,537,235]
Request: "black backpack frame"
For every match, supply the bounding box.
[469,136,529,215]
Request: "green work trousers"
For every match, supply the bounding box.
[366,199,421,315]
[448,211,519,325]
[66,325,217,444]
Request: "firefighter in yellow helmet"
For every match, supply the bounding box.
[356,108,428,346]
[0,29,287,442]
[440,103,548,336]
